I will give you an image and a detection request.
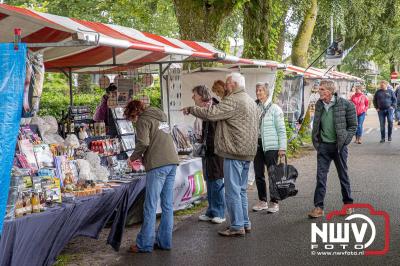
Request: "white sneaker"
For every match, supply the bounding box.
[211,217,226,224]
[267,202,279,213]
[198,214,212,221]
[252,201,268,212]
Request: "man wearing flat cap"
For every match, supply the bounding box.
[308,79,357,218]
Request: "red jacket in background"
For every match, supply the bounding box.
[351,92,369,116]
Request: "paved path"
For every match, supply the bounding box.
[76,109,400,266]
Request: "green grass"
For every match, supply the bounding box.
[54,254,74,266]
[174,199,208,217]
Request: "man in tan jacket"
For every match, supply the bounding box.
[182,73,259,236]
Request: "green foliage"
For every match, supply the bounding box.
[273,70,284,102]
[242,0,288,60]
[285,120,301,157]
[38,73,103,120]
[8,0,179,37]
[38,73,162,120]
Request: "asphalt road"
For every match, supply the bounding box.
[118,109,400,266]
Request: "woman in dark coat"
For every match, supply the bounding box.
[192,85,225,224]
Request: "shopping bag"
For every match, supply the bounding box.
[268,155,298,200]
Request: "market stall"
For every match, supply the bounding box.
[166,65,281,127]
[0,4,284,265]
[278,64,364,124]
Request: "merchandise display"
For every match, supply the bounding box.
[172,125,193,155]
[5,110,142,220]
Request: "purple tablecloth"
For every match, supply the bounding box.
[0,177,146,266]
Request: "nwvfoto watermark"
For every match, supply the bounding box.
[310,204,390,256]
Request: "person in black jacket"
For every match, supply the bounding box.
[191,85,226,224]
[373,80,397,142]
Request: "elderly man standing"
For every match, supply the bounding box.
[182,73,259,236]
[373,80,397,142]
[308,80,357,218]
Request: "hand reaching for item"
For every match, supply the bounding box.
[181,107,190,115]
[128,158,142,170]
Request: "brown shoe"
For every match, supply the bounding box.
[308,207,324,218]
[357,138,362,144]
[218,228,245,237]
[244,226,251,233]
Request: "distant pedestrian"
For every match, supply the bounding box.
[308,80,357,218]
[191,85,226,225]
[351,84,369,144]
[373,80,397,142]
[252,82,287,213]
[182,73,259,236]
[395,85,400,125]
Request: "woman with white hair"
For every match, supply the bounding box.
[252,82,287,213]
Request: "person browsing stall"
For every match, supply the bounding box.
[125,100,179,253]
[182,73,259,237]
[192,85,226,224]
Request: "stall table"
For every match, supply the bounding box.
[0,177,145,266]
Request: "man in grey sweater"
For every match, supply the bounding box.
[182,73,259,236]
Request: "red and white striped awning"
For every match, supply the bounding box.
[0,4,280,73]
[286,65,363,81]
[286,65,325,78]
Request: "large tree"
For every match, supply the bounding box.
[173,0,243,43]
[291,0,318,67]
[242,0,289,61]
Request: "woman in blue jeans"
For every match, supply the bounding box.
[351,84,369,144]
[192,85,226,224]
[125,100,179,253]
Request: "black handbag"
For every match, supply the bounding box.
[192,121,209,158]
[268,155,298,200]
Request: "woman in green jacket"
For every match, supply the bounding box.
[252,82,287,213]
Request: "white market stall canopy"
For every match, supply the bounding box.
[0,4,281,73]
[166,66,279,127]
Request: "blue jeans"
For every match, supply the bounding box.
[378,108,394,139]
[136,164,177,252]
[204,176,225,219]
[396,108,400,121]
[356,112,366,137]
[223,158,251,230]
[314,143,353,209]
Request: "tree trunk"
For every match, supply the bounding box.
[276,23,286,61]
[389,55,396,74]
[242,0,287,60]
[173,0,237,44]
[291,0,318,68]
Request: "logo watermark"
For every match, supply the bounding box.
[310,204,390,256]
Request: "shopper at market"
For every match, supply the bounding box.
[350,83,369,144]
[212,80,227,100]
[309,80,357,218]
[182,73,259,237]
[252,82,287,213]
[373,80,397,142]
[192,85,226,224]
[93,83,117,125]
[125,100,179,253]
